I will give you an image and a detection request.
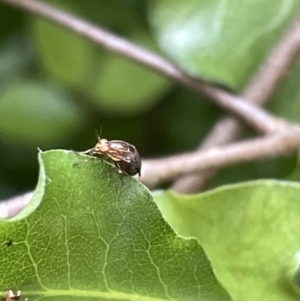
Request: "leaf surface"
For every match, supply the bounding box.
[0,150,232,301]
[154,181,300,301]
[148,0,300,90]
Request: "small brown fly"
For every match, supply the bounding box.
[82,134,141,177]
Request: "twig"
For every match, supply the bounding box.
[0,192,33,218]
[141,127,300,188]
[172,14,300,193]
[0,0,287,134]
[2,0,300,214]
[242,14,300,104]
[3,127,300,217]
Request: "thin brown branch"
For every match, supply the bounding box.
[0,192,32,218]
[172,14,300,193]
[242,14,300,104]
[0,0,287,134]
[141,127,300,189]
[2,128,300,217]
[2,0,300,214]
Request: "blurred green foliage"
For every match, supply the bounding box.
[0,0,300,198]
[149,0,300,90]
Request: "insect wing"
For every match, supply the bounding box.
[107,140,135,162]
[109,140,141,176]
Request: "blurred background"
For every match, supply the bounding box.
[1,0,300,198]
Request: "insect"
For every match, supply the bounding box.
[83,134,141,177]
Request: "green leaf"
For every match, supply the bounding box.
[90,29,172,115]
[0,150,232,301]
[0,81,85,148]
[148,0,300,90]
[29,1,173,115]
[30,15,97,89]
[268,59,300,123]
[154,181,300,301]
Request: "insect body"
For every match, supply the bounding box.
[85,135,141,176]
